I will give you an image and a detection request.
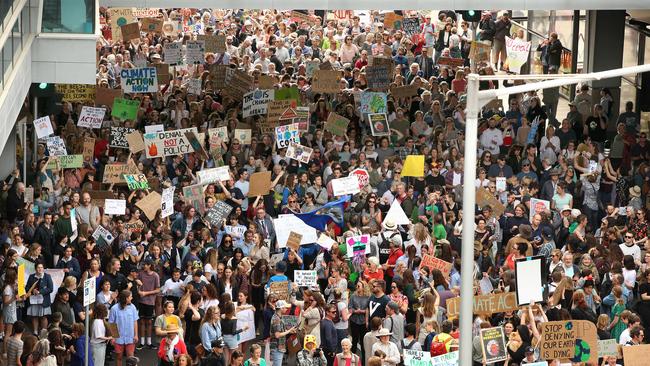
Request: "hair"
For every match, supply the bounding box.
[118,290,132,309]
[630,325,644,339]
[370,316,383,331]
[30,339,51,364]
[93,303,108,319]
[72,322,85,335]
[249,343,262,355]
[12,320,25,335]
[597,314,610,330]
[421,292,437,318]
[201,306,219,326]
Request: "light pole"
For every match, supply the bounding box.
[458,63,650,366]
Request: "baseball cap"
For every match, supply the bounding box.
[211,337,225,348]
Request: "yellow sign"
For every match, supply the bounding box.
[17,264,25,296]
[401,155,425,177]
[56,84,96,103]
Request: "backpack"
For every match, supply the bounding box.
[430,333,452,356]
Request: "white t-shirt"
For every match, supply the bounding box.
[619,243,641,263]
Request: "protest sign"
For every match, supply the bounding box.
[208,126,228,143]
[85,190,115,208]
[281,314,300,330]
[475,187,506,218]
[293,106,310,131]
[540,321,576,360]
[197,166,230,184]
[401,155,425,177]
[124,174,149,190]
[90,225,115,251]
[430,351,458,366]
[258,75,275,89]
[161,186,175,218]
[109,8,135,41]
[184,131,208,160]
[141,17,163,33]
[402,18,420,36]
[109,127,136,148]
[420,254,453,278]
[185,40,205,64]
[349,169,369,191]
[135,191,162,221]
[317,234,337,250]
[325,113,350,136]
[24,187,33,203]
[274,87,300,104]
[104,199,126,215]
[481,327,507,363]
[368,113,390,136]
[34,116,54,139]
[55,155,83,169]
[572,320,598,364]
[95,87,123,107]
[144,128,199,158]
[248,171,272,197]
[236,308,255,343]
[391,84,419,98]
[383,13,403,29]
[102,164,129,184]
[530,198,551,222]
[132,8,159,18]
[187,78,202,95]
[163,42,183,65]
[270,281,290,301]
[111,98,140,120]
[294,270,317,287]
[273,214,318,247]
[437,57,465,67]
[305,60,320,78]
[154,63,171,86]
[312,70,342,94]
[205,201,234,228]
[56,84,96,103]
[224,69,255,100]
[289,10,316,25]
[266,100,294,129]
[183,184,206,214]
[233,129,252,145]
[515,256,545,305]
[126,131,145,153]
[286,232,303,252]
[598,339,619,358]
[505,37,532,73]
[623,344,650,366]
[77,107,105,129]
[275,123,300,149]
[161,20,178,38]
[496,177,507,191]
[446,292,518,317]
[47,136,67,156]
[144,124,164,135]
[383,199,410,225]
[331,175,361,196]
[120,67,158,93]
[346,234,370,258]
[470,41,492,63]
[286,143,313,164]
[403,349,430,366]
[120,22,140,41]
[360,91,387,114]
[243,89,274,118]
[366,65,391,91]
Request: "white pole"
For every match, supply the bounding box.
[459,73,480,366]
[85,304,90,366]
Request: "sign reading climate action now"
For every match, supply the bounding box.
[120,67,158,93]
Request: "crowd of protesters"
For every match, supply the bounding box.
[0,6,648,366]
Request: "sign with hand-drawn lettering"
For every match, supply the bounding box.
[77,107,106,129]
[205,201,233,228]
[312,70,342,94]
[120,67,158,93]
[366,65,391,91]
[539,321,576,361]
[111,98,140,120]
[446,292,518,317]
[243,89,274,118]
[143,127,199,158]
[109,127,136,148]
[420,254,453,278]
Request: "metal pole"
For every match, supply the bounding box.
[85,304,90,366]
[22,121,27,184]
[459,74,480,366]
[32,97,38,169]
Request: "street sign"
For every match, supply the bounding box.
[83,278,96,307]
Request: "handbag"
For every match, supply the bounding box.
[195,344,206,358]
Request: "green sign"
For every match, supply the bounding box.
[124,174,149,191]
[274,87,300,105]
[47,155,84,170]
[111,98,140,120]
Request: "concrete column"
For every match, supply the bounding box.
[0,127,17,181]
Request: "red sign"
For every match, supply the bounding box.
[349,169,369,190]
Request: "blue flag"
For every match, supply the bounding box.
[295,196,350,231]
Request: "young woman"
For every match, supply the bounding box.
[25,262,54,335]
[199,306,221,354]
[155,300,184,341]
[69,323,91,366]
[221,302,249,365]
[244,344,266,366]
[91,303,111,366]
[3,268,22,353]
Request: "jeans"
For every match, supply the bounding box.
[270,349,285,366]
[92,342,107,366]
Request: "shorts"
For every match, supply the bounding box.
[139,303,154,319]
[114,343,135,355]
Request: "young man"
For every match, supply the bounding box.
[383,301,405,350]
[108,290,139,366]
[201,338,226,366]
[320,304,339,364]
[368,280,390,320]
[138,258,160,349]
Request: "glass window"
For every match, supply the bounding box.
[2,34,13,85]
[41,0,94,34]
[620,78,637,114]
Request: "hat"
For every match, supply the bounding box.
[211,337,225,348]
[165,324,180,333]
[275,300,291,309]
[541,227,553,241]
[571,208,581,218]
[518,224,532,240]
[437,239,450,246]
[387,301,399,312]
[629,186,641,198]
[383,220,397,230]
[561,205,572,213]
[576,143,589,153]
[125,357,140,366]
[525,346,534,354]
[304,334,317,347]
[377,328,393,337]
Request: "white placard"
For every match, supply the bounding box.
[78,107,106,129]
[430,351,459,366]
[91,225,115,245]
[496,177,507,192]
[273,214,318,249]
[505,36,532,74]
[197,166,230,184]
[275,123,300,149]
[285,143,313,164]
[104,199,127,215]
[588,160,598,174]
[514,256,544,306]
[144,124,164,134]
[120,67,158,93]
[598,339,618,358]
[316,234,337,250]
[331,175,361,196]
[45,269,64,303]
[404,349,431,366]
[188,78,202,95]
[161,186,175,218]
[529,198,551,222]
[46,136,67,156]
[34,116,54,139]
[185,40,205,64]
[236,308,256,343]
[383,199,410,225]
[83,277,96,307]
[294,270,317,287]
[225,225,246,238]
[163,42,183,64]
[242,89,274,118]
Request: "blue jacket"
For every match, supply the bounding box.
[56,256,81,280]
[25,272,54,307]
[70,335,93,366]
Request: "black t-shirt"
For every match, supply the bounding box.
[184,308,206,345]
[586,116,607,143]
[368,294,390,319]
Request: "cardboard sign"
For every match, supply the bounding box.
[162,20,178,38]
[286,143,313,164]
[430,351,458,366]
[286,231,303,252]
[360,91,388,114]
[366,65,391,91]
[331,175,361,196]
[598,339,619,358]
[144,128,199,158]
[223,69,254,100]
[163,42,183,65]
[539,321,576,360]
[258,75,275,89]
[77,106,105,129]
[305,60,320,78]
[120,22,140,41]
[403,349,430,366]
[266,100,294,125]
[402,18,421,35]
[124,174,149,190]
[95,87,123,107]
[186,78,202,95]
[34,116,54,139]
[203,34,226,54]
[391,84,419,98]
[505,37,531,73]
[312,70,342,94]
[623,344,650,366]
[24,187,33,203]
[290,10,316,25]
[46,136,67,156]
[111,98,140,120]
[84,190,114,208]
[56,84,96,103]
[109,8,135,41]
[248,171,272,197]
[233,129,252,145]
[383,13,403,29]
[184,131,208,160]
[243,89,274,118]
[275,123,300,149]
[197,166,230,184]
[132,8,159,18]
[160,186,175,218]
[141,17,163,33]
[480,327,507,363]
[120,67,158,93]
[325,113,350,136]
[420,254,453,278]
[294,270,317,287]
[572,320,598,364]
[446,292,518,317]
[208,126,228,143]
[368,113,390,136]
[102,164,129,184]
[185,40,205,64]
[109,127,136,148]
[293,106,310,131]
[153,63,170,86]
[183,184,206,214]
[270,281,289,301]
[470,41,492,63]
[135,191,162,221]
[346,234,369,258]
[205,201,233,228]
[54,155,83,169]
[273,214,319,248]
[104,199,126,215]
[475,187,506,218]
[125,131,145,153]
[82,137,95,163]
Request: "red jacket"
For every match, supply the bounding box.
[158,337,188,362]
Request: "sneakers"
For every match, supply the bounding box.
[136,344,144,350]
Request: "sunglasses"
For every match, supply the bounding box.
[626,236,634,239]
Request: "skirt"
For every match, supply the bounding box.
[223,334,239,349]
[27,304,52,317]
[3,302,17,324]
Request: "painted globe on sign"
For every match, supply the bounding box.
[571,339,591,362]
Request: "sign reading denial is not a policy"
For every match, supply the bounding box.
[144,128,199,158]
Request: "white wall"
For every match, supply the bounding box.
[31,35,97,84]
